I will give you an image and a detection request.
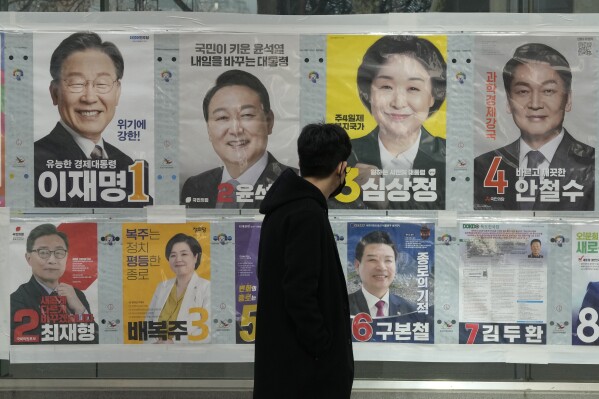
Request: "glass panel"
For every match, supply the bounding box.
[7,0,101,11]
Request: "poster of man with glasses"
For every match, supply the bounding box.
[10,223,99,344]
[32,31,154,208]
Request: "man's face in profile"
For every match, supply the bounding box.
[206,85,273,176]
[25,234,68,287]
[531,241,542,257]
[355,243,396,299]
[507,61,571,144]
[50,49,121,142]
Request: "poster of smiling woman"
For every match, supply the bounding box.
[326,35,447,211]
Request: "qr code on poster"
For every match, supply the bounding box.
[578,40,592,56]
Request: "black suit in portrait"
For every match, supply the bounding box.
[34,122,151,208]
[348,289,417,317]
[10,276,97,344]
[340,126,446,210]
[528,254,543,258]
[180,152,297,209]
[473,130,595,211]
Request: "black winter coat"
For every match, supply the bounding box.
[253,169,354,399]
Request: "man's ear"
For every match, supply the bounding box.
[25,252,31,265]
[50,82,59,106]
[354,259,360,274]
[265,109,274,136]
[564,90,572,112]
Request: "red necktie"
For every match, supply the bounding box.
[375,300,385,317]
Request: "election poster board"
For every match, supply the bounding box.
[347,222,434,343]
[326,35,447,211]
[122,223,211,344]
[472,36,596,211]
[5,13,599,366]
[459,223,547,344]
[178,33,300,209]
[572,225,599,345]
[9,222,98,344]
[32,32,154,208]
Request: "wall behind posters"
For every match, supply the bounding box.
[2,12,599,366]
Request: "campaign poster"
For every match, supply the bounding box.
[459,223,547,344]
[346,222,434,344]
[235,222,260,344]
[326,35,447,211]
[572,225,599,345]
[9,222,98,344]
[32,32,154,208]
[473,36,596,211]
[178,33,300,209]
[122,223,211,344]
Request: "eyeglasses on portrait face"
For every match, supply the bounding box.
[61,77,119,94]
[30,248,68,259]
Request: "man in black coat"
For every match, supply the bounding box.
[11,224,97,344]
[474,43,594,211]
[35,32,151,208]
[253,124,354,398]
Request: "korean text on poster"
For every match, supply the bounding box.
[327,35,447,211]
[10,223,98,344]
[123,223,211,344]
[473,36,596,211]
[347,222,434,343]
[459,223,547,344]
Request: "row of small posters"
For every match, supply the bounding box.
[1,32,597,211]
[5,220,599,351]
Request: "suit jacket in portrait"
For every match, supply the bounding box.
[10,276,96,344]
[474,130,595,211]
[340,126,446,210]
[145,272,211,343]
[34,122,152,208]
[348,289,417,318]
[180,151,297,209]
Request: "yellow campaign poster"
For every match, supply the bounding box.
[327,35,448,211]
[122,223,211,344]
[326,34,447,140]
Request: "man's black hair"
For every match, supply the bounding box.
[503,43,572,94]
[297,123,351,178]
[202,69,271,121]
[354,230,398,262]
[26,224,68,253]
[50,31,124,81]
